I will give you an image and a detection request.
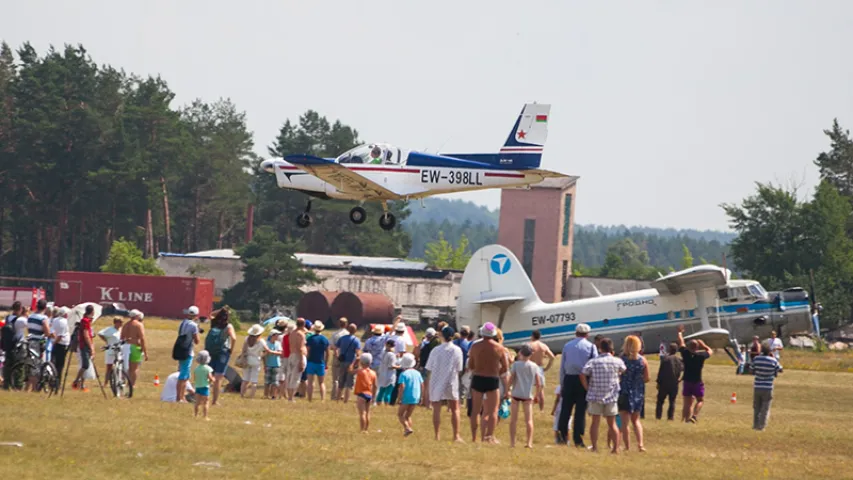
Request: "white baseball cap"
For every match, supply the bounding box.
[187,306,199,316]
[575,323,591,334]
[129,309,144,320]
[425,327,436,337]
[394,323,406,333]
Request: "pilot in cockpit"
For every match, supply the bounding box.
[369,146,383,164]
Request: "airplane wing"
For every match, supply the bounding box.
[651,265,730,295]
[285,154,403,200]
[525,168,571,178]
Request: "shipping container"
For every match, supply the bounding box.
[330,291,394,327]
[296,291,340,323]
[55,271,214,319]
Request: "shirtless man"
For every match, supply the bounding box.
[120,309,149,387]
[528,330,556,411]
[467,322,509,444]
[286,318,308,401]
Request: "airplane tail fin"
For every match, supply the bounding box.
[439,103,550,170]
[455,244,541,330]
[496,103,550,169]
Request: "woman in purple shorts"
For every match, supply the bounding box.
[676,325,712,423]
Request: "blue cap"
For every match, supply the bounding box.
[441,326,455,339]
[305,319,313,329]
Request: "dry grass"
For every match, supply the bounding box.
[1,317,852,479]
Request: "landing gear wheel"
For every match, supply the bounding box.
[296,213,312,228]
[349,206,367,224]
[379,212,396,231]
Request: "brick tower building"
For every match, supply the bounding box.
[497,177,579,302]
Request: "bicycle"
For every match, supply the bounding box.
[102,340,132,398]
[8,336,58,398]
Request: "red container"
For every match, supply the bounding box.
[55,271,214,319]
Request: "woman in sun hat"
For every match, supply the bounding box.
[239,324,279,398]
[363,324,388,372]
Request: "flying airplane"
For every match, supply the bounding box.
[456,245,812,362]
[260,103,566,230]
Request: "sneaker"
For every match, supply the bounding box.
[689,416,698,424]
[82,387,90,393]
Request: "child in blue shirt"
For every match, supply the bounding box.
[264,330,283,399]
[396,353,423,436]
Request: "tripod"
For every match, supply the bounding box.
[60,323,108,399]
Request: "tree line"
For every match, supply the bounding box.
[0,41,410,282]
[723,120,853,328]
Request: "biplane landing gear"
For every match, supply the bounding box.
[349,206,367,225]
[378,201,396,231]
[295,200,312,228]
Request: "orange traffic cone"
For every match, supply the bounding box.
[730,392,737,404]
[154,375,161,387]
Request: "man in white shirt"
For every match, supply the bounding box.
[161,371,195,403]
[425,326,464,442]
[98,317,124,381]
[176,306,201,403]
[49,307,71,380]
[768,331,784,361]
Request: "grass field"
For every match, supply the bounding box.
[1,317,852,479]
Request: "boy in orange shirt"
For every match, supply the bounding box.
[351,353,377,433]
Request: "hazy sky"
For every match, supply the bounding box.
[3,1,853,231]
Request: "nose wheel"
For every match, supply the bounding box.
[379,212,396,230]
[349,206,367,224]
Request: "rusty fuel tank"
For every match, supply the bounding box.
[296,291,340,323]
[330,291,394,327]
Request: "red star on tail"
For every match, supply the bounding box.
[517,130,527,139]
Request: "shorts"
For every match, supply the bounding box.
[128,344,143,363]
[265,367,281,386]
[537,366,546,387]
[286,355,305,389]
[337,364,355,389]
[195,386,210,397]
[305,361,325,377]
[105,348,117,366]
[209,349,231,375]
[79,346,92,370]
[243,365,260,384]
[178,357,193,380]
[682,380,705,398]
[588,401,618,417]
[471,375,500,393]
[357,392,373,402]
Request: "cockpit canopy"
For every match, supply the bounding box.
[337,143,403,165]
[718,280,768,303]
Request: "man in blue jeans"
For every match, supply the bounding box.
[176,306,201,403]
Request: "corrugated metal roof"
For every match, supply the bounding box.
[159,250,432,271]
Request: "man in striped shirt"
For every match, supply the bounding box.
[752,344,783,431]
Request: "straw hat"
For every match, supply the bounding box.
[312,321,325,332]
[247,324,264,337]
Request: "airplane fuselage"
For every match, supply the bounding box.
[496,288,811,354]
[271,160,544,201]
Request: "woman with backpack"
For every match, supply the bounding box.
[205,308,237,406]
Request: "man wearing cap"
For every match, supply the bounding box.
[388,318,409,405]
[175,306,202,403]
[335,324,362,403]
[557,323,598,448]
[120,309,149,388]
[425,326,464,442]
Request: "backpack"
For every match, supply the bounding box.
[0,315,17,352]
[205,327,227,358]
[172,320,194,361]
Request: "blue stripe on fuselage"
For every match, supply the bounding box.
[407,152,538,170]
[503,300,810,342]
